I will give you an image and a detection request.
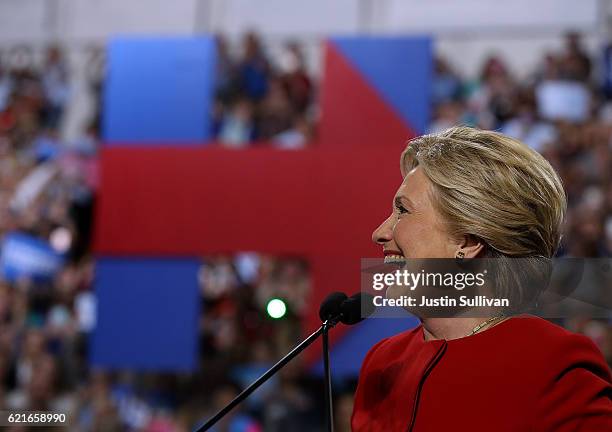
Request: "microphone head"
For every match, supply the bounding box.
[319,292,348,322]
[339,293,375,325]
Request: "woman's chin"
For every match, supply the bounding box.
[385,284,411,300]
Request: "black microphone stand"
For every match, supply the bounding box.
[195,319,339,432]
[322,320,335,432]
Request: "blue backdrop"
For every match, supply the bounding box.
[91,257,201,371]
[103,36,216,144]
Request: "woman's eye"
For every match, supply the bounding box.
[395,204,410,215]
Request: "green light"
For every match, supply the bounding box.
[266,298,287,319]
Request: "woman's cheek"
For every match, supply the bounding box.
[393,223,412,254]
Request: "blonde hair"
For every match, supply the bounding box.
[402,126,567,309]
[402,126,566,258]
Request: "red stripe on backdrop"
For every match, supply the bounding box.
[94,145,407,362]
[94,146,407,256]
[318,41,417,148]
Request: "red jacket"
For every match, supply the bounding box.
[352,315,612,431]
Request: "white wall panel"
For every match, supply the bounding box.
[210,0,361,36]
[0,0,48,42]
[61,0,199,40]
[378,0,599,34]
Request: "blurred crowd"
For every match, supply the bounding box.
[212,33,315,148]
[0,30,610,431]
[430,32,611,256]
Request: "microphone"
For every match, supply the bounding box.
[196,292,374,432]
[319,292,348,321]
[339,292,375,325]
[319,291,376,325]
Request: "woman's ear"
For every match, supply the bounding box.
[456,235,485,258]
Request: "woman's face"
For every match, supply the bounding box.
[372,166,459,260]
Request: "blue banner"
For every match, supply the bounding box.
[0,232,65,282]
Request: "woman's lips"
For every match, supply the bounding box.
[383,250,405,264]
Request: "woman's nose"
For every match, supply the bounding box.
[372,216,394,245]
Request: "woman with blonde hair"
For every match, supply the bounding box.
[352,126,612,431]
